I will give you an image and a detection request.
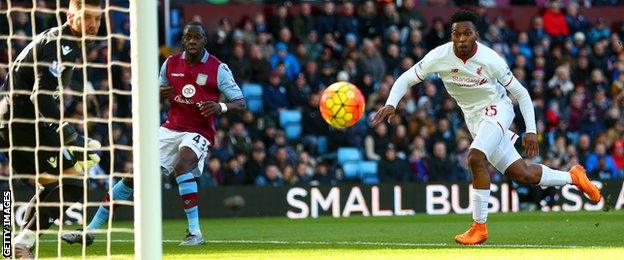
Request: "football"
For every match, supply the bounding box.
[319,81,365,128]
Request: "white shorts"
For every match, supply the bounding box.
[159,127,210,177]
[467,97,522,174]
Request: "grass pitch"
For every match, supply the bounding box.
[31,210,624,259]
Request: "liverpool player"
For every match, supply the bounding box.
[62,21,246,246]
[372,10,601,245]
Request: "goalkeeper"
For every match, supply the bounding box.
[0,0,103,257]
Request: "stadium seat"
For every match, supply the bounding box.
[362,176,380,185]
[241,83,263,113]
[342,161,360,180]
[284,125,302,140]
[337,147,362,165]
[316,135,328,155]
[279,110,302,128]
[359,161,379,184]
[279,110,302,140]
[358,161,378,177]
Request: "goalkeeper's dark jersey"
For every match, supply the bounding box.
[0,24,80,175]
[0,24,80,123]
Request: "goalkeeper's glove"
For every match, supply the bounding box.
[57,123,102,172]
[69,137,101,172]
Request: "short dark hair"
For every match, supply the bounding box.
[184,21,207,37]
[70,0,102,9]
[450,10,478,26]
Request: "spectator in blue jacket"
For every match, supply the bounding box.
[256,164,284,187]
[585,143,619,179]
[270,42,301,81]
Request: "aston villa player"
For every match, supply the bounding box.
[63,21,246,246]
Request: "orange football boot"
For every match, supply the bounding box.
[454,222,488,245]
[569,165,602,203]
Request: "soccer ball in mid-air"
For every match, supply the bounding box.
[319,81,365,128]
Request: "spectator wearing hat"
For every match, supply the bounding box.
[588,18,611,44]
[263,70,290,113]
[270,42,301,81]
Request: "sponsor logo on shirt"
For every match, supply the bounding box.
[171,73,185,77]
[451,68,459,73]
[449,75,488,87]
[182,84,196,98]
[173,95,196,105]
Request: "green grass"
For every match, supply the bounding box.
[30,210,624,259]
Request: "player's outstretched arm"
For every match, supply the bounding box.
[505,77,539,157]
[371,68,422,125]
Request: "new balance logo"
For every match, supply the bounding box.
[171,73,185,77]
[62,45,72,56]
[451,69,459,73]
[47,156,58,168]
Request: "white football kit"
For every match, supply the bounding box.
[387,42,537,173]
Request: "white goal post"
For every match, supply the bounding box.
[129,0,161,259]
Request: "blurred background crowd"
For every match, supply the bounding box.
[1,0,623,210]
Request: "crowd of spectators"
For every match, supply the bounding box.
[0,1,623,199]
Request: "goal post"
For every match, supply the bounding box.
[129,0,161,259]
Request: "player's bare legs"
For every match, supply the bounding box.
[62,177,134,246]
[172,147,205,246]
[505,160,602,202]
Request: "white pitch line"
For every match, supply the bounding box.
[35,239,603,249]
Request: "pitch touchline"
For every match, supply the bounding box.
[36,239,593,248]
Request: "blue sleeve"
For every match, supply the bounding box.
[217,63,244,101]
[159,58,169,86]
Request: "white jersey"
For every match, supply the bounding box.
[412,42,514,121]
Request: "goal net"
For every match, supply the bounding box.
[0,0,160,258]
